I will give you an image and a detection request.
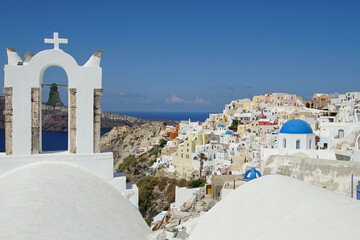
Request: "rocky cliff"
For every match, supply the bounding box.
[100,121,167,168]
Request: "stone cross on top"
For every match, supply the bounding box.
[44,32,68,50]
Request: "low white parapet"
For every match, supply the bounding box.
[111,173,139,208]
[0,152,114,180]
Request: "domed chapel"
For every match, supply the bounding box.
[278,119,316,151]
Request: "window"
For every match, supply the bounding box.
[283,138,286,148]
[296,140,301,149]
[309,140,312,149]
[338,129,344,139]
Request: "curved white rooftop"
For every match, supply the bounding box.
[0,162,150,240]
[189,175,360,240]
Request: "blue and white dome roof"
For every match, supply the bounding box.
[217,124,225,128]
[225,130,233,135]
[280,119,313,134]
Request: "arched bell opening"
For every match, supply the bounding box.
[40,66,69,152]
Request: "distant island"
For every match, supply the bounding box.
[0,96,177,131]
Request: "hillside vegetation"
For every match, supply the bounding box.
[100,123,204,225]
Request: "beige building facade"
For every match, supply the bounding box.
[253,93,302,108]
[172,133,209,176]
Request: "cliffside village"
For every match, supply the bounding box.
[150,92,360,178]
[139,91,360,237]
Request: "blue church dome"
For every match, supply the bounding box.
[217,124,225,128]
[280,119,313,134]
[225,130,233,135]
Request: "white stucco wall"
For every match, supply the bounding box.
[127,184,139,208]
[174,186,202,210]
[111,173,127,193]
[110,174,139,208]
[264,155,360,197]
[278,133,315,150]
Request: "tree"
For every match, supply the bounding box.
[229,120,239,131]
[198,153,208,179]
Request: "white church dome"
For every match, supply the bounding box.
[188,175,360,240]
[0,162,150,240]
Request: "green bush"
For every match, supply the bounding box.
[190,179,206,188]
[137,176,193,218]
[117,155,137,172]
[157,177,168,191]
[159,139,167,148]
[229,120,239,131]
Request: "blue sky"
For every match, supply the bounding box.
[1,0,359,112]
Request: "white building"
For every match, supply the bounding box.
[219,130,234,144]
[177,121,202,138]
[318,122,360,150]
[193,144,230,175]
[151,155,174,171]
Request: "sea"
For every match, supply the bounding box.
[0,112,214,152]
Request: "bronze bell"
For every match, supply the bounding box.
[46,83,64,107]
